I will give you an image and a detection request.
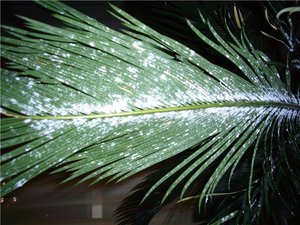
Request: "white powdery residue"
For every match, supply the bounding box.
[177,89,194,102]
[141,111,179,124]
[127,66,138,74]
[34,65,41,70]
[62,52,71,58]
[15,178,27,188]
[114,77,123,83]
[134,95,158,109]
[51,107,71,116]
[30,120,69,136]
[161,39,170,46]
[132,41,145,52]
[182,110,199,120]
[27,80,35,89]
[50,55,60,62]
[130,153,140,160]
[90,52,97,60]
[0,107,7,114]
[10,99,18,104]
[119,152,130,157]
[57,158,64,163]
[109,99,128,113]
[102,117,122,127]
[219,77,230,86]
[202,107,244,117]
[222,92,248,102]
[68,34,75,39]
[24,119,32,123]
[89,42,95,47]
[190,49,196,57]
[140,24,147,30]
[221,212,236,223]
[258,88,280,101]
[143,53,156,67]
[151,88,171,105]
[9,98,42,115]
[173,89,206,104]
[153,146,160,151]
[28,97,45,114]
[66,96,133,115]
[112,36,120,44]
[260,54,270,62]
[160,74,167,81]
[35,151,42,159]
[33,92,40,97]
[72,118,87,126]
[44,98,51,103]
[98,66,107,73]
[101,96,132,113]
[275,107,297,120]
[69,103,94,115]
[97,162,103,166]
[110,142,116,147]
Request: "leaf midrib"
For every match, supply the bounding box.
[3,101,300,120]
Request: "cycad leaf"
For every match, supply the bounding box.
[1,1,299,211]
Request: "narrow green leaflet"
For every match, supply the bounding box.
[1,1,299,211]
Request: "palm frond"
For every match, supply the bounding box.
[1,1,299,224]
[114,153,184,225]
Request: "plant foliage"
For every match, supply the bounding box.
[1,1,299,224]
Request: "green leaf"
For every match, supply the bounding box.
[1,3,299,219]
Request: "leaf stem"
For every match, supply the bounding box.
[2,101,300,120]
